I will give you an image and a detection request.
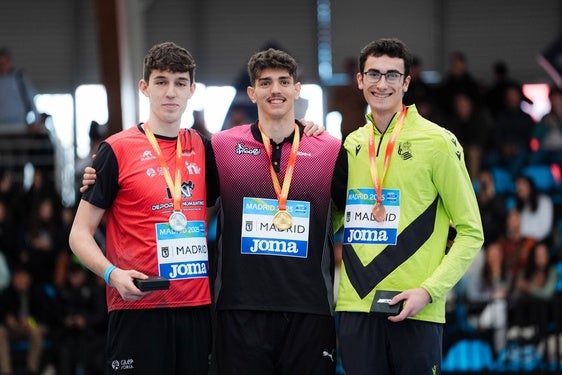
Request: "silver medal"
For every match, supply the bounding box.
[169,211,188,231]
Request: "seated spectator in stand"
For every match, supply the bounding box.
[0,265,56,375]
[23,196,65,286]
[0,199,24,268]
[530,84,562,165]
[437,51,482,118]
[514,175,554,243]
[485,83,535,176]
[466,242,511,354]
[55,261,107,375]
[476,169,508,246]
[509,242,558,341]
[446,92,493,180]
[497,210,536,290]
[0,47,38,128]
[485,60,513,121]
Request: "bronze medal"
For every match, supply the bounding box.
[273,210,293,230]
[372,202,386,222]
[169,211,188,232]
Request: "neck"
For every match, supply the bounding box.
[145,119,181,138]
[260,119,295,143]
[371,105,404,132]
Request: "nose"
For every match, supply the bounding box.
[270,81,282,93]
[375,75,389,87]
[165,84,176,97]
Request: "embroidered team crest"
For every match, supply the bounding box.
[398,141,412,160]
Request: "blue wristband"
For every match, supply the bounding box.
[103,264,116,284]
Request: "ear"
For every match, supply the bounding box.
[294,82,301,100]
[402,75,411,93]
[188,82,196,98]
[247,86,256,103]
[139,79,149,97]
[357,72,364,90]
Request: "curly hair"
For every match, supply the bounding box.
[143,42,196,83]
[247,48,298,87]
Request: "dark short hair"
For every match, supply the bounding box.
[358,38,413,77]
[247,48,298,87]
[143,42,196,83]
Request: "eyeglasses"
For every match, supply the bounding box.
[363,70,405,84]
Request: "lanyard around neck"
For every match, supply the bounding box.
[259,123,300,211]
[368,105,407,203]
[144,123,183,212]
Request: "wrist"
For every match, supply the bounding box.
[103,264,116,284]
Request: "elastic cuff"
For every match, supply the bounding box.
[103,264,116,284]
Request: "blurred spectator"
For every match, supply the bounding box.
[485,60,514,121]
[403,55,434,107]
[446,92,493,180]
[0,199,23,268]
[466,242,510,353]
[437,51,482,117]
[191,109,212,139]
[326,57,367,139]
[221,103,254,131]
[497,210,536,291]
[52,206,77,288]
[0,169,25,226]
[75,121,105,196]
[23,196,65,286]
[485,83,535,176]
[509,242,557,341]
[54,261,107,375]
[0,47,38,128]
[0,265,56,375]
[514,175,554,243]
[23,168,58,216]
[530,84,562,165]
[476,169,508,246]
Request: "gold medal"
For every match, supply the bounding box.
[372,202,386,222]
[273,210,293,230]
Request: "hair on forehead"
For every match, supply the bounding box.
[247,48,298,86]
[143,41,196,83]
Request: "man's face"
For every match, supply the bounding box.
[247,68,301,121]
[357,55,410,116]
[139,69,195,125]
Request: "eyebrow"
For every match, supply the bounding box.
[257,75,292,81]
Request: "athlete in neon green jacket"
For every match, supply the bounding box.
[331,38,484,375]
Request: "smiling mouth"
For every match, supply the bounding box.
[267,97,286,103]
[370,91,392,98]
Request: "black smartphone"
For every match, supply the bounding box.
[133,276,170,291]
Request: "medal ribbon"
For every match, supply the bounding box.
[368,105,407,204]
[144,123,183,212]
[259,123,300,211]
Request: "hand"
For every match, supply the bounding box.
[79,166,97,193]
[108,267,150,301]
[301,119,325,136]
[387,287,432,322]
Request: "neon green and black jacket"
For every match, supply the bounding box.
[331,105,484,323]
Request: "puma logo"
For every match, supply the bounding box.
[322,350,334,362]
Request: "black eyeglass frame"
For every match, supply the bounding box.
[362,70,405,83]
